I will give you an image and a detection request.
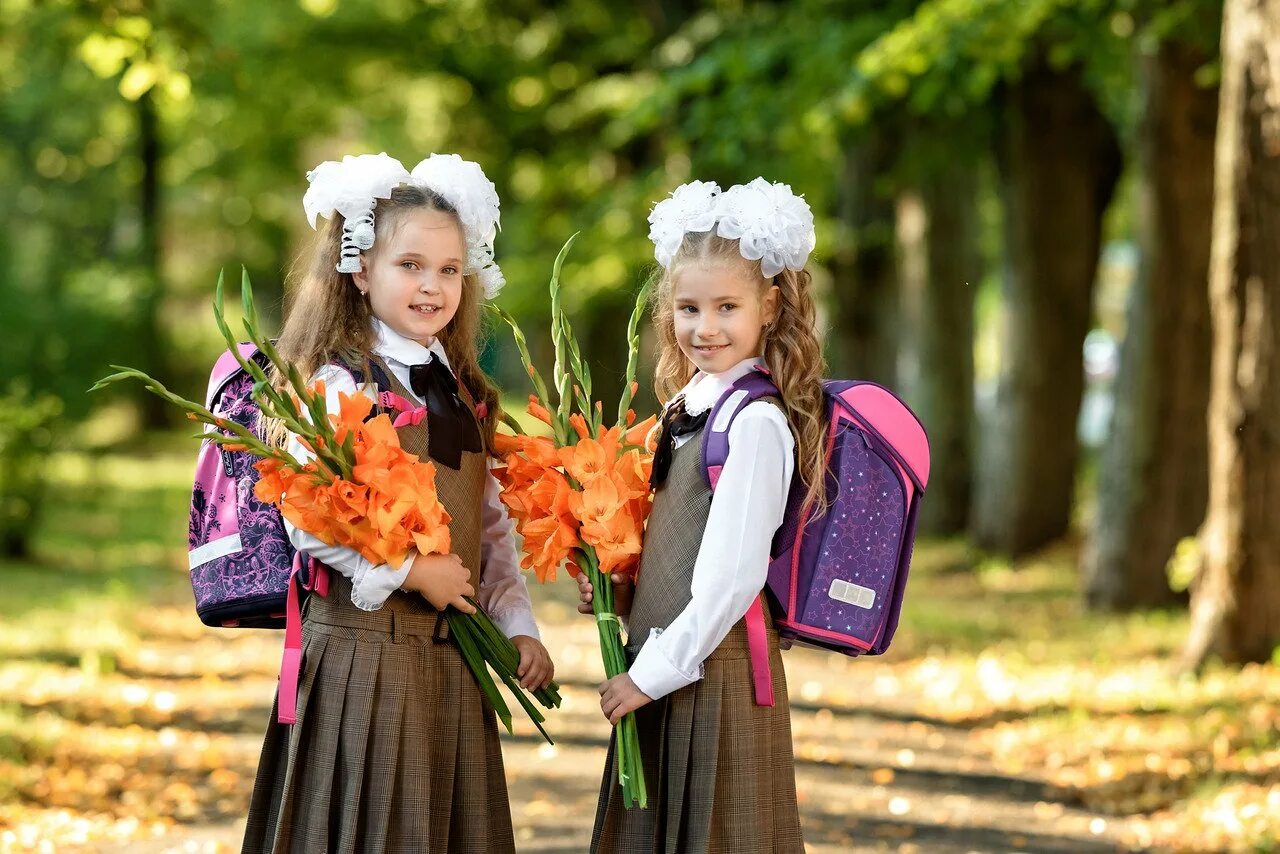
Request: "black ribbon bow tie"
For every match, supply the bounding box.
[408,358,482,469]
[649,398,710,489]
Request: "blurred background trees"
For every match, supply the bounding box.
[1,0,1275,664]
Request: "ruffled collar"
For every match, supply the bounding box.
[674,356,766,416]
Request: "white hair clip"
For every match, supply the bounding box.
[648,177,816,278]
[409,154,506,298]
[303,153,410,274]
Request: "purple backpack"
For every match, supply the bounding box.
[189,347,406,724]
[702,367,930,706]
[188,343,300,629]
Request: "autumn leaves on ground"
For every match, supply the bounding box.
[1,450,1276,853]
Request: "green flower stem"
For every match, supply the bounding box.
[448,611,514,734]
[209,271,352,481]
[548,235,579,432]
[616,278,654,427]
[577,545,647,809]
[483,303,563,445]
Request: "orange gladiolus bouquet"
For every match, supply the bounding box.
[488,236,657,808]
[93,271,561,742]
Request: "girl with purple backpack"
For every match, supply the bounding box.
[241,153,553,854]
[580,178,827,852]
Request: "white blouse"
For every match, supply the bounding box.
[283,318,539,641]
[626,356,795,700]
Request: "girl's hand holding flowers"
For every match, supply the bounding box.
[599,673,652,725]
[577,572,634,617]
[512,636,555,690]
[405,552,476,614]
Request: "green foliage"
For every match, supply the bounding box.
[0,385,63,557]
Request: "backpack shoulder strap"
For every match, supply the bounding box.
[205,343,259,410]
[700,367,782,490]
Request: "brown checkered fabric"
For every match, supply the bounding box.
[242,362,512,853]
[592,408,804,853]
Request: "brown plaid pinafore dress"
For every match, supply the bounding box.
[242,357,515,854]
[592,399,804,853]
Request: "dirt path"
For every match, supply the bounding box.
[7,591,1143,853]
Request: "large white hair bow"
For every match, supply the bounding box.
[302,153,410,274]
[410,154,505,298]
[647,180,722,269]
[648,177,816,278]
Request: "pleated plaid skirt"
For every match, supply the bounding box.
[242,574,515,854]
[591,621,804,854]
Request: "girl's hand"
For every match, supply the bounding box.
[576,572,635,617]
[511,635,555,690]
[599,673,652,725]
[404,552,476,614]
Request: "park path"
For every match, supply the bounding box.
[6,588,1142,853]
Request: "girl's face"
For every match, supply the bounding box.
[353,208,465,345]
[672,262,779,375]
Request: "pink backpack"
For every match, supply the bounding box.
[188,344,307,629]
[188,345,328,723]
[701,368,930,706]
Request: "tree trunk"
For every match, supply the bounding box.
[1085,40,1218,610]
[1181,0,1280,669]
[828,131,899,387]
[137,90,171,429]
[972,60,1122,557]
[914,163,981,536]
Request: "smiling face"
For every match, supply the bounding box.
[671,261,779,375]
[352,207,466,345]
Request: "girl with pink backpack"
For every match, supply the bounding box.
[239,153,554,854]
[580,178,929,852]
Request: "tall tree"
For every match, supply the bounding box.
[914,139,983,535]
[1180,0,1280,669]
[971,58,1123,555]
[829,128,902,386]
[1086,29,1218,610]
[846,0,1131,554]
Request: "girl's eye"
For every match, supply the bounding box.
[679,305,698,315]
[719,303,737,312]
[401,261,418,271]
[442,266,458,275]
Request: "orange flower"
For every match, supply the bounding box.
[559,431,619,484]
[625,414,659,449]
[568,474,625,526]
[527,396,553,426]
[330,389,373,444]
[253,458,292,505]
[325,480,370,524]
[520,513,578,582]
[528,468,575,522]
[613,449,652,500]
[581,512,642,573]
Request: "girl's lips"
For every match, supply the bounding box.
[411,304,440,316]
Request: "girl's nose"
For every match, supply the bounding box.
[419,274,441,295]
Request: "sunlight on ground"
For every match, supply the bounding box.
[0,449,1276,852]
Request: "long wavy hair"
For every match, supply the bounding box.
[271,184,500,453]
[652,231,828,511]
